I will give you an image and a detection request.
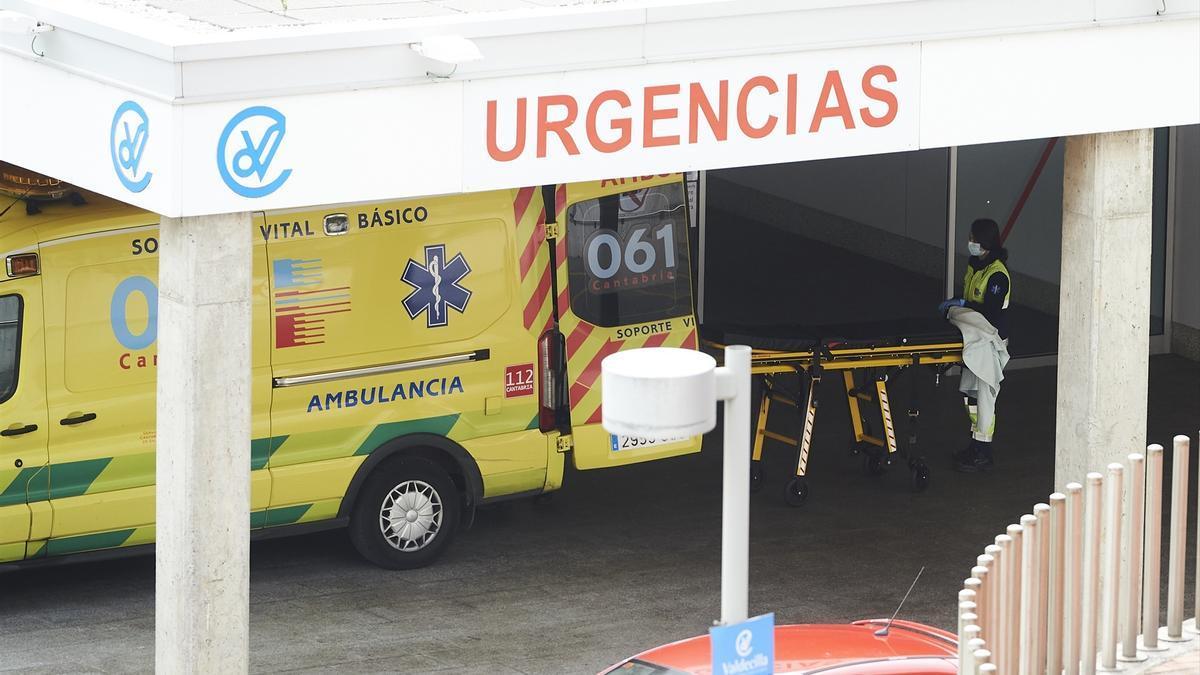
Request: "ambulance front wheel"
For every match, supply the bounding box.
[349,456,461,570]
[784,476,809,507]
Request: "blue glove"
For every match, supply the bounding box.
[937,298,965,316]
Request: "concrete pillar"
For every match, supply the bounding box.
[155,212,253,673]
[1055,130,1154,487]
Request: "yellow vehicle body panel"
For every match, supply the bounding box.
[0,174,700,565]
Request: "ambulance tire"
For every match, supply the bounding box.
[349,457,460,570]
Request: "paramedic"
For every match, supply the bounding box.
[937,218,1011,473]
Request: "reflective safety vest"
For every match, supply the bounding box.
[963,258,1011,309]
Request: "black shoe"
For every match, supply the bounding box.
[975,442,995,472]
[953,453,982,473]
[954,442,995,473]
[951,441,973,463]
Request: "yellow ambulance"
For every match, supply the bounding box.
[0,165,700,569]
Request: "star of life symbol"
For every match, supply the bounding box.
[990,283,1001,295]
[401,244,471,328]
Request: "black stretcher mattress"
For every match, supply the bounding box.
[700,317,963,353]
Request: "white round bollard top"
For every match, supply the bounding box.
[600,347,717,439]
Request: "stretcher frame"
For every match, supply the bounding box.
[704,337,963,506]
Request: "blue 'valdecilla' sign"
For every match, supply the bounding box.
[710,613,774,675]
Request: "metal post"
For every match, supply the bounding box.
[1019,514,1038,675]
[1081,472,1103,675]
[996,534,1014,675]
[719,345,751,625]
[1100,463,1123,670]
[1048,493,1067,675]
[1064,482,1084,675]
[1161,435,1192,642]
[1119,454,1147,662]
[1141,445,1166,652]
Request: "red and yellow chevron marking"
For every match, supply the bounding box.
[510,177,697,429]
[568,325,698,426]
[513,184,568,333]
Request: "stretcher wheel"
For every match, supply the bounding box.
[750,462,764,493]
[862,453,887,476]
[784,477,809,507]
[909,462,930,493]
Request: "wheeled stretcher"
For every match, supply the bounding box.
[702,319,963,507]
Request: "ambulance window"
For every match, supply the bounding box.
[566,183,692,327]
[0,295,21,403]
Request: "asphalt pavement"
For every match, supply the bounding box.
[1,356,1196,674]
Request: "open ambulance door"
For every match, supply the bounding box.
[544,177,702,470]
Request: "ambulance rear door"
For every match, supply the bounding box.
[0,270,49,562]
[555,177,702,469]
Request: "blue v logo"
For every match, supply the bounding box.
[217,106,293,198]
[110,101,152,193]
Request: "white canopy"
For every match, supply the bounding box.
[1,0,1197,216]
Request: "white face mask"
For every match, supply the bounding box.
[968,241,984,257]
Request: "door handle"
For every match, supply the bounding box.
[60,412,97,426]
[1,423,38,437]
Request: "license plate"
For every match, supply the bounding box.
[610,434,688,452]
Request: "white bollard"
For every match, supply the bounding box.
[1081,472,1103,675]
[1193,432,1200,637]
[971,642,990,675]
[967,576,984,647]
[1064,482,1084,675]
[1162,435,1192,642]
[960,598,979,638]
[1141,445,1166,652]
[1047,493,1067,675]
[985,545,1002,647]
[1019,513,1038,675]
[1100,463,1123,670]
[960,592,978,675]
[1008,523,1024,675]
[1035,503,1050,675]
[964,627,983,675]
[996,534,1014,675]
[975,558,993,643]
[1119,454,1147,662]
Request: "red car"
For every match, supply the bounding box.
[601,619,958,674]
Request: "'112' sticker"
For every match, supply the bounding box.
[505,364,534,398]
